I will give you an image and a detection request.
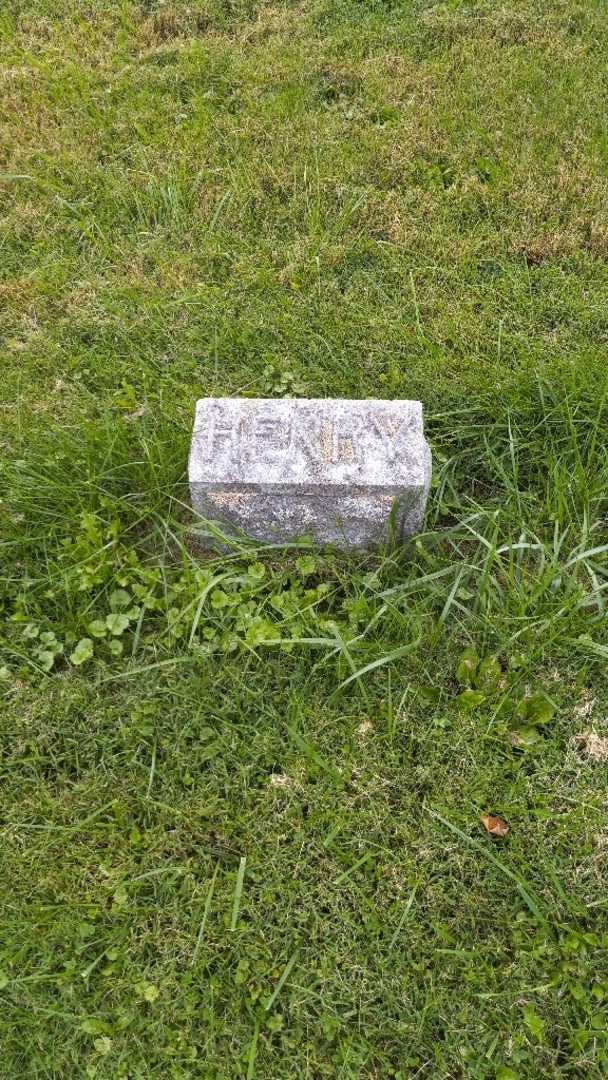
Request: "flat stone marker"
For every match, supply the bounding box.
[189,398,431,550]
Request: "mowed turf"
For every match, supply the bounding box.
[2,1,608,1077]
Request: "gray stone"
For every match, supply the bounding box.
[189,398,431,550]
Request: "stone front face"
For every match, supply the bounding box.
[189,398,431,549]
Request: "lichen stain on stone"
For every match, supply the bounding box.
[319,419,333,464]
[208,491,254,511]
[339,437,356,464]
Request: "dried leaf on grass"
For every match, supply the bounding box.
[480,813,509,838]
[574,731,608,762]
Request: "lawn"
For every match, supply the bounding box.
[2,0,608,1076]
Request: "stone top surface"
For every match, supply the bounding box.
[190,398,429,493]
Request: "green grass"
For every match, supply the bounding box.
[2,1,608,1076]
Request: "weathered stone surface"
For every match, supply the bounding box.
[189,398,431,549]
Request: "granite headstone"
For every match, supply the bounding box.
[189,398,431,549]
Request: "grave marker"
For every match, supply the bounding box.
[189,398,431,549]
